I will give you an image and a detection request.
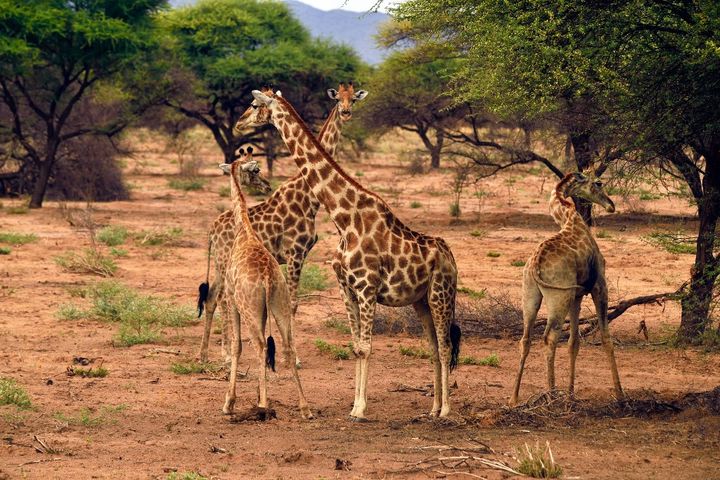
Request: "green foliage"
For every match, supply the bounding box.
[643,232,696,255]
[298,264,329,295]
[469,229,487,238]
[168,178,205,191]
[55,304,88,321]
[314,339,351,360]
[516,441,562,478]
[0,247,10,255]
[459,353,499,367]
[0,378,31,409]
[487,252,501,258]
[457,286,486,300]
[166,472,208,480]
[109,247,128,257]
[409,201,422,208]
[69,366,109,378]
[54,405,127,428]
[171,360,222,375]
[115,323,162,347]
[449,202,461,218]
[0,232,37,245]
[96,226,129,246]
[218,185,231,198]
[399,345,432,360]
[324,318,351,335]
[511,260,526,267]
[54,249,118,277]
[135,227,183,246]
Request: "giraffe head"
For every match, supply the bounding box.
[218,146,271,194]
[234,86,280,131]
[327,82,368,122]
[567,172,615,213]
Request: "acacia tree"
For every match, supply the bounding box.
[159,0,364,167]
[396,0,720,342]
[358,47,461,168]
[0,0,164,208]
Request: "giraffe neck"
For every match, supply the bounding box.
[549,175,579,227]
[317,105,343,158]
[229,168,258,242]
[272,97,379,226]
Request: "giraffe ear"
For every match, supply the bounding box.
[218,163,231,174]
[353,90,368,101]
[252,89,273,105]
[327,88,339,100]
[573,172,588,183]
[241,160,257,171]
[275,90,282,97]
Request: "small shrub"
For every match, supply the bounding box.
[0,232,38,245]
[643,232,695,254]
[171,360,222,375]
[168,178,205,191]
[69,366,109,378]
[449,202,461,218]
[511,260,526,267]
[458,286,486,300]
[487,251,501,258]
[218,185,231,198]
[596,230,612,239]
[469,229,487,238]
[114,323,162,347]
[284,264,330,295]
[109,247,128,257]
[96,226,129,246]
[516,441,562,478]
[355,171,364,177]
[0,378,32,409]
[54,404,127,428]
[324,317,351,335]
[314,339,351,360]
[407,155,425,175]
[135,227,183,247]
[6,205,29,214]
[54,249,117,277]
[409,201,422,209]
[459,353,500,367]
[399,345,432,359]
[0,247,10,255]
[56,304,88,320]
[167,472,208,480]
[638,189,661,201]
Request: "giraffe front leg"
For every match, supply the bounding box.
[222,308,242,415]
[284,254,305,368]
[351,293,377,421]
[413,300,441,416]
[592,280,624,400]
[336,283,362,419]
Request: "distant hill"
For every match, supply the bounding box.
[167,0,390,65]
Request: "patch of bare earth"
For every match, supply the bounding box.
[1,142,718,479]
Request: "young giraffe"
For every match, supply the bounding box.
[199,84,368,363]
[218,152,312,419]
[510,172,624,406]
[236,89,461,420]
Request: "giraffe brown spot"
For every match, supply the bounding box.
[306,170,320,188]
[346,232,358,249]
[353,212,362,232]
[328,176,344,194]
[349,251,363,269]
[398,256,408,269]
[287,139,296,153]
[361,237,376,253]
[346,188,356,203]
[335,212,351,230]
[357,194,374,209]
[390,271,404,285]
[339,197,351,210]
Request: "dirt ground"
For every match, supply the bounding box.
[1,132,719,479]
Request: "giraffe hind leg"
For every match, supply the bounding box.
[427,274,456,418]
[413,300,441,416]
[510,279,542,406]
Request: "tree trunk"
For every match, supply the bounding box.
[430,131,444,169]
[678,151,720,342]
[29,154,55,209]
[569,132,594,226]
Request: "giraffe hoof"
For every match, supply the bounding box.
[349,415,369,423]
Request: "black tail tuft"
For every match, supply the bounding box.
[449,323,462,371]
[197,282,209,318]
[266,336,276,372]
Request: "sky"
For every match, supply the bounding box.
[295,0,403,13]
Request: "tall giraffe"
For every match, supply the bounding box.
[235,89,461,420]
[510,172,624,406]
[199,84,368,363]
[218,154,312,419]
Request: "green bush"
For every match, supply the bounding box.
[96,225,129,246]
[134,227,183,246]
[168,178,205,191]
[171,360,222,375]
[410,201,422,208]
[54,249,117,276]
[511,260,526,267]
[458,286,486,300]
[487,251,501,258]
[314,339,351,360]
[459,353,500,367]
[0,247,10,255]
[56,304,88,320]
[449,202,461,217]
[324,318,351,335]
[0,232,38,245]
[69,366,109,378]
[516,441,562,478]
[0,378,32,409]
[643,232,695,254]
[399,345,432,359]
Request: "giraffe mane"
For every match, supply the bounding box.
[554,173,576,207]
[274,94,387,205]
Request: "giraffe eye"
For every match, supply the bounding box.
[594,181,603,187]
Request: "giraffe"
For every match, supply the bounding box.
[510,171,624,406]
[218,152,312,419]
[198,84,368,363]
[235,89,461,420]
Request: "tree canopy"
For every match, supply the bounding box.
[0,0,165,207]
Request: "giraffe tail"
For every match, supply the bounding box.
[530,265,583,291]
[264,277,276,372]
[449,323,461,371]
[197,230,212,318]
